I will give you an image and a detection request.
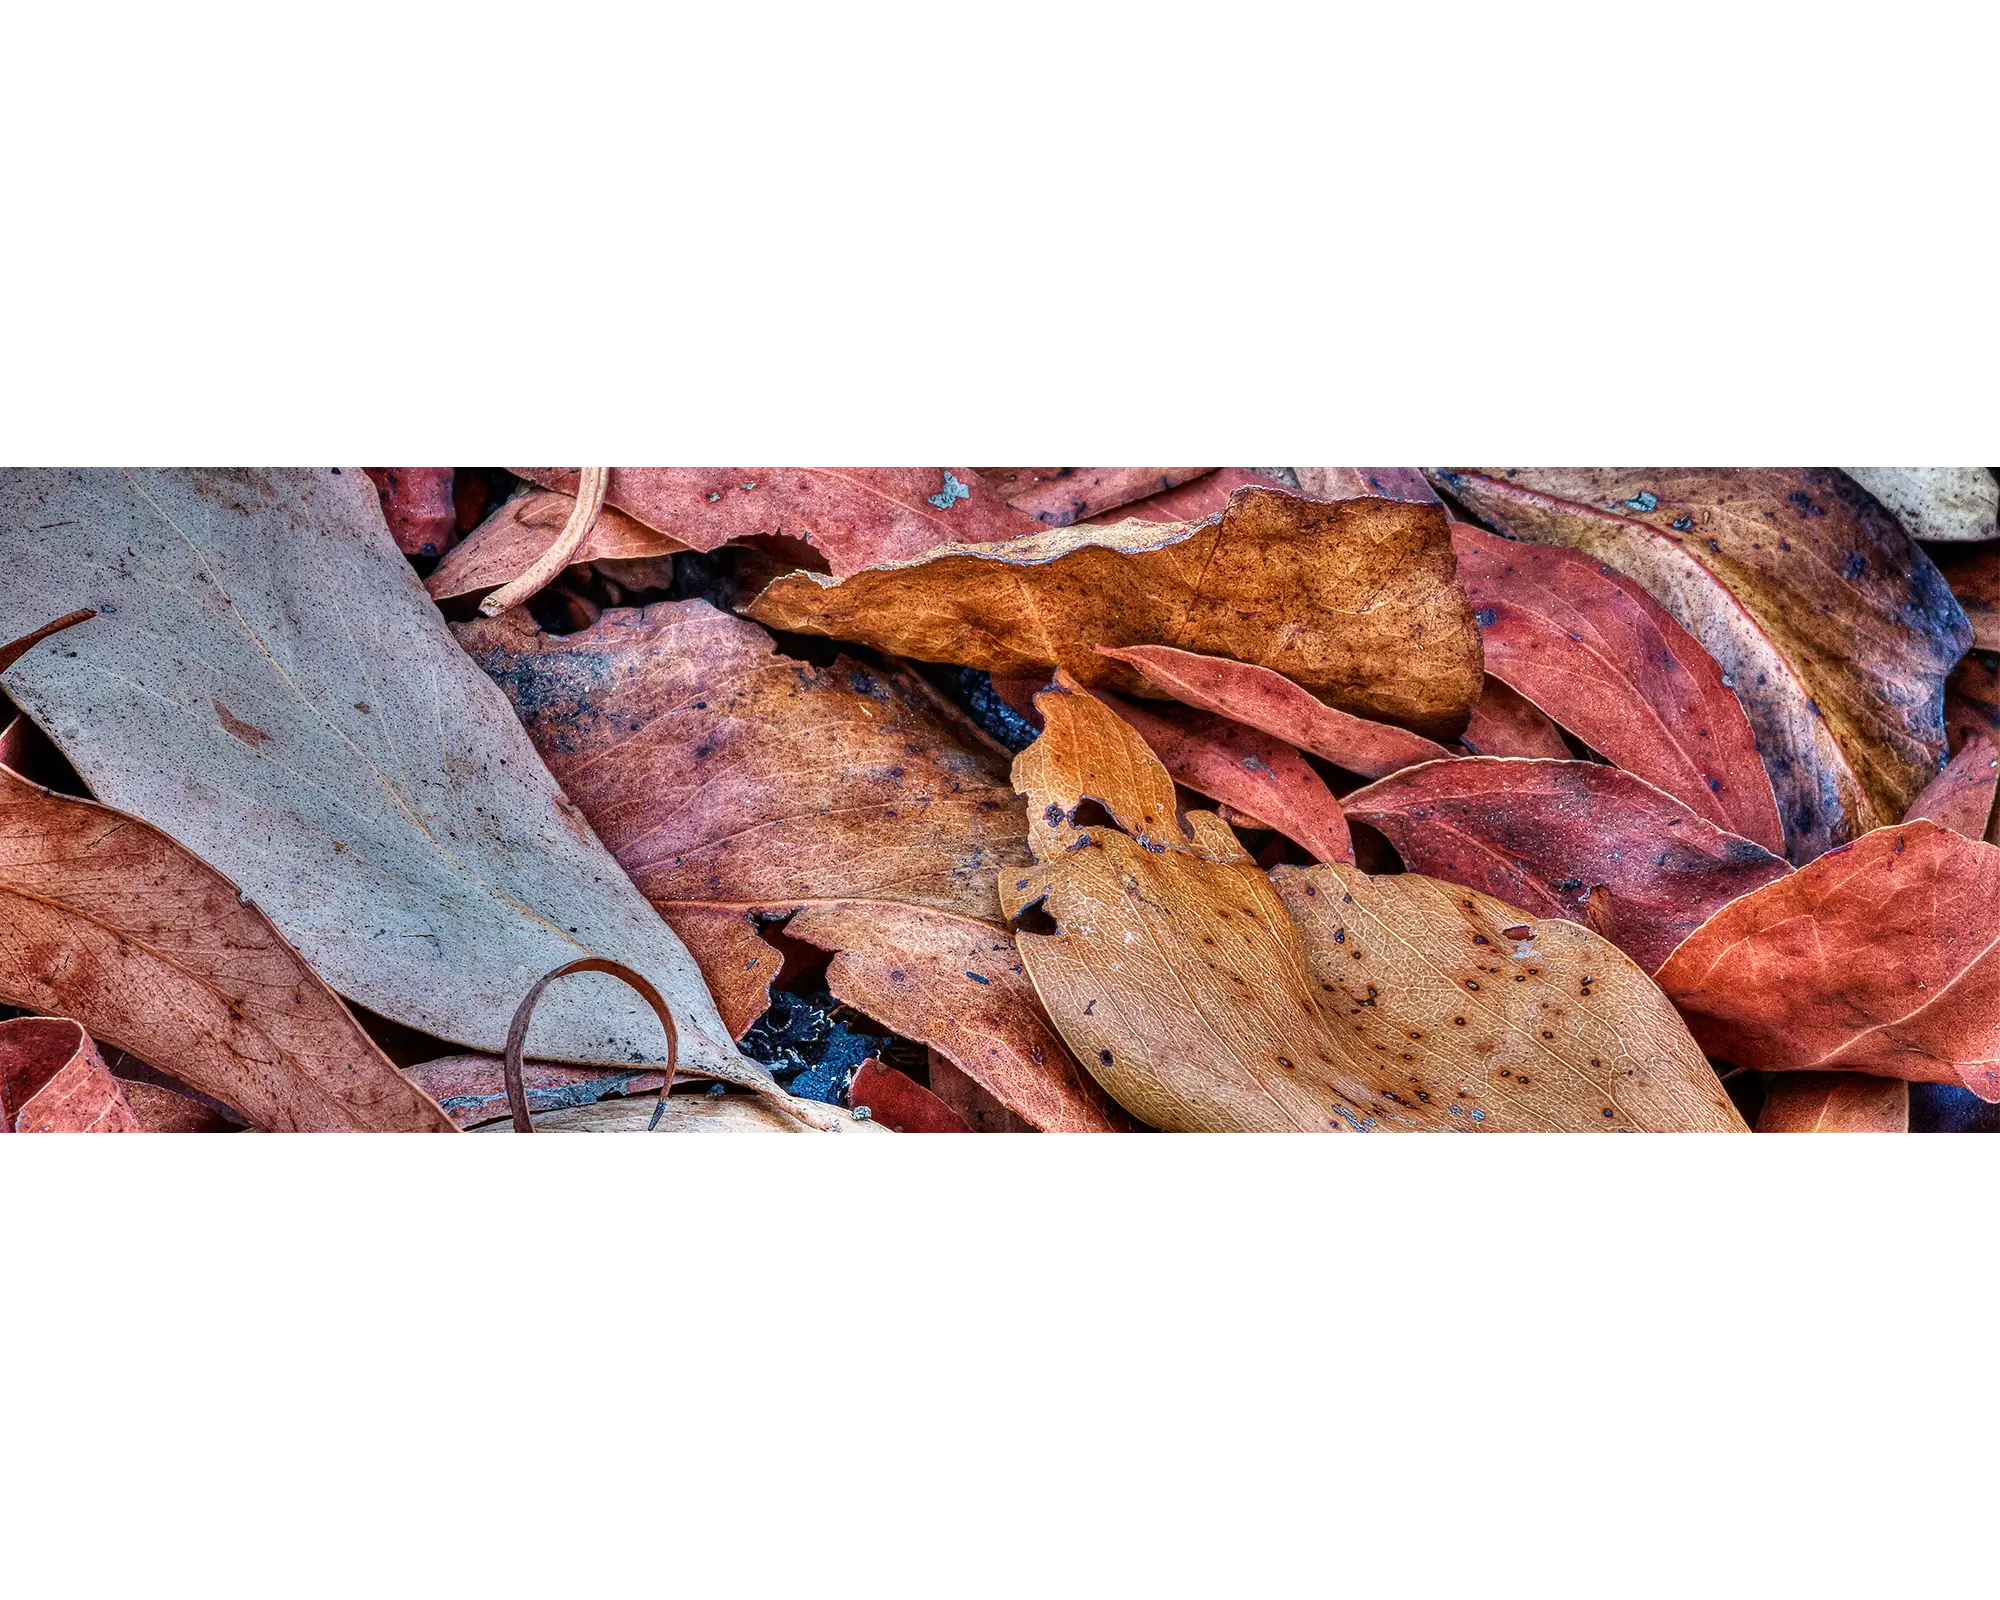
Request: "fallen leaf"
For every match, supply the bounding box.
[1101,692,1354,864]
[1095,644,1452,778]
[0,469,756,1083]
[1000,674,1738,1131]
[1756,1073,1908,1132]
[1271,864,1745,1131]
[1431,469,1969,861]
[847,1059,970,1132]
[782,901,1132,1132]
[363,468,457,557]
[1929,544,2000,652]
[927,1049,1038,1131]
[1292,468,1435,502]
[0,764,455,1130]
[1344,757,1792,973]
[0,1016,141,1132]
[748,484,1484,740]
[473,1088,889,1133]
[978,468,1215,526]
[116,1078,236,1133]
[999,673,1374,1131]
[1904,733,1997,839]
[1453,520,1783,850]
[1654,820,2000,1099]
[1842,467,1998,544]
[427,489,688,604]
[1459,677,1572,758]
[514,468,1041,575]
[1083,468,1284,525]
[402,1053,665,1130]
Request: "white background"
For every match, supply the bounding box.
[3,2,1996,1596]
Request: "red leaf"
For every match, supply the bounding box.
[978,468,1215,527]
[1655,821,2000,1098]
[848,1059,971,1132]
[1083,468,1282,525]
[0,1016,141,1132]
[1095,644,1451,778]
[1103,693,1354,865]
[363,468,457,558]
[1458,678,1571,758]
[1904,733,1998,840]
[402,1053,666,1130]
[1756,1073,1908,1132]
[1343,757,1792,973]
[512,468,1041,576]
[1293,468,1436,502]
[1453,521,1783,852]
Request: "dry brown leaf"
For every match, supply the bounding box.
[978,468,1216,526]
[0,1016,141,1133]
[1842,468,1998,544]
[474,1089,889,1133]
[1431,468,1969,861]
[1292,468,1435,502]
[0,469,754,1083]
[1904,733,1998,839]
[401,1054,666,1129]
[0,765,454,1130]
[1930,544,2000,653]
[747,484,1483,741]
[427,490,689,605]
[1756,1073,1908,1132]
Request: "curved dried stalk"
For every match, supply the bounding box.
[503,957,679,1133]
[478,468,608,616]
[0,608,95,675]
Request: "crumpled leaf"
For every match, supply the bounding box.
[1271,864,1744,1131]
[1459,677,1571,758]
[978,468,1214,526]
[782,901,1132,1132]
[1453,520,1783,851]
[0,763,455,1130]
[427,490,688,604]
[0,1016,140,1133]
[1842,468,1999,544]
[0,468,761,1084]
[1904,733,1997,839]
[847,1059,970,1132]
[363,468,457,557]
[514,468,1040,575]
[1654,820,2000,1099]
[1101,692,1354,864]
[1431,468,1968,862]
[474,1088,890,1133]
[1095,644,1451,778]
[1756,1073,1908,1133]
[749,484,1484,740]
[401,1053,665,1130]
[1930,544,2000,652]
[1344,757,1792,973]
[1000,674,1739,1131]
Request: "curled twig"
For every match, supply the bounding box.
[0,608,95,675]
[478,468,608,616]
[503,957,678,1133]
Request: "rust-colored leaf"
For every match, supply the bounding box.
[0,765,455,1130]
[1001,675,1738,1131]
[1655,821,2000,1099]
[1453,520,1783,852]
[927,1049,1038,1131]
[1271,865,1744,1131]
[402,1053,666,1129]
[848,1059,970,1132]
[363,468,457,557]
[1930,544,2000,652]
[0,1016,141,1133]
[749,485,1483,741]
[1293,468,1435,502]
[513,468,1041,576]
[0,469,752,1082]
[427,490,689,604]
[1904,733,1998,839]
[978,468,1214,526]
[1431,469,1969,861]
[1459,677,1572,758]
[1344,757,1792,973]
[1843,468,1998,544]
[1102,692,1353,864]
[117,1078,236,1133]
[1095,644,1451,778]
[1756,1073,1908,1133]
[1083,468,1284,525]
